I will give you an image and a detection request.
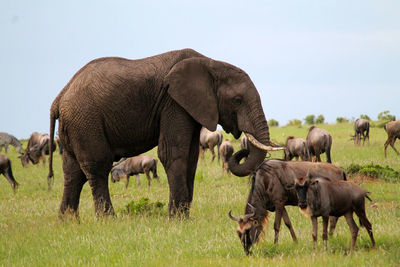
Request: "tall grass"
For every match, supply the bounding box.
[0,123,399,266]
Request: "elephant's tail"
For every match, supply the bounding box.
[47,100,60,185]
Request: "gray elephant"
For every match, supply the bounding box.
[47,48,284,218]
[110,155,159,188]
[219,140,234,174]
[384,120,400,157]
[354,118,370,145]
[284,136,309,161]
[199,127,223,162]
[306,126,332,163]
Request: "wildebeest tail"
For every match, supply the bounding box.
[217,133,222,162]
[153,159,158,178]
[343,171,347,181]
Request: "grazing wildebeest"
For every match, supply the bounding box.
[219,140,234,174]
[110,155,159,188]
[240,134,249,150]
[0,132,23,154]
[20,132,56,167]
[199,127,223,162]
[384,120,400,157]
[228,159,346,254]
[354,119,370,145]
[306,126,332,163]
[284,136,309,161]
[294,174,375,251]
[0,154,19,192]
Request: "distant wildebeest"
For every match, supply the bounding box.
[284,136,309,161]
[306,126,332,163]
[294,174,375,251]
[0,154,19,192]
[19,132,56,167]
[219,140,234,174]
[199,127,223,162]
[384,120,400,157]
[240,134,249,150]
[0,132,23,154]
[354,119,370,145]
[110,155,159,188]
[228,159,346,254]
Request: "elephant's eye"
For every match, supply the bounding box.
[233,97,242,106]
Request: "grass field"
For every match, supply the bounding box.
[1,123,399,266]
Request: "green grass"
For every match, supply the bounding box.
[1,123,399,266]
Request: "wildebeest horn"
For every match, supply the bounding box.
[245,133,285,152]
[228,210,242,222]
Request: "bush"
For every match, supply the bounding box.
[344,163,400,182]
[304,114,315,125]
[315,114,325,124]
[268,119,279,127]
[286,119,302,127]
[360,114,371,121]
[377,110,395,121]
[336,117,349,123]
[120,197,166,216]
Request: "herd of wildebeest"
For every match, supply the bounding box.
[1,118,399,254]
[1,50,400,255]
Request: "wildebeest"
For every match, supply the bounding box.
[228,159,346,254]
[306,126,332,163]
[354,119,370,145]
[110,155,159,187]
[294,174,375,251]
[0,132,23,154]
[56,135,63,155]
[284,136,309,161]
[19,132,56,167]
[199,127,223,162]
[219,140,234,174]
[384,120,400,157]
[0,154,19,192]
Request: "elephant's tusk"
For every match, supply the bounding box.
[245,133,286,152]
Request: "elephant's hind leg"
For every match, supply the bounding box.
[59,150,87,218]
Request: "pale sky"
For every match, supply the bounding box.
[1,0,399,138]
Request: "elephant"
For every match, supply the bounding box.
[284,136,309,161]
[384,120,400,157]
[199,127,223,162]
[354,118,370,145]
[47,48,284,218]
[219,140,234,175]
[306,126,332,163]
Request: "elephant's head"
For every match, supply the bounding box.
[164,57,284,176]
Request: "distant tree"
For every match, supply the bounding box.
[304,114,315,125]
[315,114,325,124]
[377,110,395,121]
[268,119,279,127]
[336,117,349,123]
[287,119,302,127]
[359,114,371,121]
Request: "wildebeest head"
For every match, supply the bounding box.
[110,167,126,183]
[294,171,320,213]
[228,204,266,255]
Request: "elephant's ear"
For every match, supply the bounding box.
[164,58,218,131]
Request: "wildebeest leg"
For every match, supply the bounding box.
[4,144,8,153]
[344,212,359,252]
[125,175,130,188]
[355,208,376,248]
[326,146,332,163]
[144,169,151,187]
[136,174,140,186]
[322,216,329,250]
[282,207,297,242]
[273,204,284,244]
[328,216,339,236]
[210,146,215,162]
[384,137,392,157]
[390,138,400,155]
[3,166,19,192]
[59,150,88,218]
[311,216,318,248]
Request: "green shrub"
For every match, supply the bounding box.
[336,117,349,123]
[377,110,395,121]
[304,114,315,125]
[268,118,279,127]
[315,114,325,124]
[360,114,371,121]
[120,197,165,216]
[344,163,400,182]
[286,119,302,127]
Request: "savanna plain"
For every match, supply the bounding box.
[1,123,399,266]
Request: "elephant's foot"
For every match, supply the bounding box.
[59,205,80,223]
[168,200,191,219]
[94,198,115,217]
